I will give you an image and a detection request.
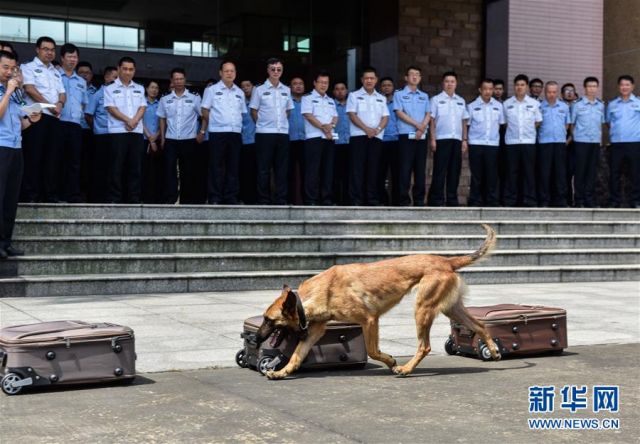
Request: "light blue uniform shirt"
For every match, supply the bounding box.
[334,101,350,145]
[606,94,640,143]
[60,71,89,126]
[503,95,542,145]
[201,80,246,134]
[249,80,294,135]
[85,85,109,135]
[301,89,338,140]
[143,99,160,140]
[570,97,605,144]
[0,85,23,149]
[80,84,97,130]
[241,99,255,144]
[393,86,430,135]
[430,91,470,141]
[466,96,505,147]
[383,99,398,142]
[157,90,201,140]
[289,97,305,141]
[538,100,570,144]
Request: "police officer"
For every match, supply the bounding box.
[142,80,162,203]
[239,79,257,204]
[503,74,542,207]
[103,56,146,203]
[288,76,305,205]
[76,61,97,201]
[301,71,338,205]
[466,78,505,207]
[561,82,580,207]
[58,43,88,203]
[85,66,117,203]
[332,81,350,205]
[249,58,294,205]
[0,50,42,258]
[394,66,431,206]
[493,79,505,102]
[428,71,469,207]
[347,67,389,206]
[537,81,570,207]
[379,77,399,205]
[20,36,66,202]
[529,78,544,101]
[607,75,640,208]
[570,76,605,208]
[201,61,244,205]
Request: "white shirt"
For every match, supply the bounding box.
[249,80,294,134]
[103,78,146,134]
[346,87,389,140]
[466,96,505,146]
[301,89,338,140]
[157,89,202,140]
[429,91,470,141]
[20,56,65,116]
[503,95,543,145]
[201,80,246,134]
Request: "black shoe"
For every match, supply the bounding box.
[0,248,7,260]
[5,246,24,257]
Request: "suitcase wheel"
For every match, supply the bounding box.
[479,344,493,361]
[235,349,248,368]
[1,373,23,395]
[444,337,457,355]
[257,356,284,375]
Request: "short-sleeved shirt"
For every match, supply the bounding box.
[383,99,398,142]
[393,86,430,135]
[466,96,505,146]
[503,95,542,145]
[570,97,605,143]
[249,80,294,134]
[430,91,469,140]
[20,56,65,116]
[143,99,160,140]
[103,78,146,134]
[289,97,306,141]
[157,90,201,140]
[538,100,570,144]
[241,99,255,144]
[334,101,350,145]
[85,85,109,135]
[80,84,97,130]
[201,80,246,134]
[60,71,89,126]
[301,89,338,140]
[0,84,23,149]
[346,87,389,140]
[606,94,640,143]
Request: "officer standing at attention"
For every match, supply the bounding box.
[200,61,244,205]
[288,76,306,204]
[570,77,605,208]
[103,56,147,203]
[347,67,389,206]
[537,81,570,207]
[141,80,162,203]
[301,71,338,205]
[249,58,294,205]
[561,82,580,207]
[393,66,431,206]
[58,43,88,203]
[332,81,350,205]
[20,36,66,202]
[239,79,257,204]
[0,50,42,258]
[428,71,469,207]
[85,66,117,202]
[607,75,640,208]
[379,77,399,205]
[466,78,504,207]
[503,74,542,207]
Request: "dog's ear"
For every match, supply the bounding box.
[282,289,297,317]
[282,284,291,292]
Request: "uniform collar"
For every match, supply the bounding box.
[215,80,237,91]
[61,70,81,80]
[438,91,459,100]
[311,89,328,99]
[169,89,192,99]
[358,87,378,96]
[542,100,560,108]
[114,77,136,88]
[32,56,51,69]
[474,96,494,106]
[264,80,284,90]
[402,85,421,94]
[147,98,158,105]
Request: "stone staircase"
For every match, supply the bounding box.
[1,204,638,297]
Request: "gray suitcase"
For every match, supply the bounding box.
[0,320,135,395]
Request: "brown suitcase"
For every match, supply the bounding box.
[236,316,368,375]
[0,320,135,395]
[445,304,567,360]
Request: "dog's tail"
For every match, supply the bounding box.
[448,224,496,270]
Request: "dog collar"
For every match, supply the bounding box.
[294,291,308,333]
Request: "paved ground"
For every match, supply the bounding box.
[0,281,638,372]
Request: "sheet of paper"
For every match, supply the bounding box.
[20,103,56,114]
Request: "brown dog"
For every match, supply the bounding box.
[255,224,501,379]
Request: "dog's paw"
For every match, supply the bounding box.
[492,352,502,361]
[391,365,411,377]
[265,370,287,380]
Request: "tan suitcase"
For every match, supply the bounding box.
[237,316,367,375]
[0,320,135,395]
[445,304,568,360]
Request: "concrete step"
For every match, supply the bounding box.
[13,219,640,237]
[1,264,637,297]
[1,249,638,277]
[16,204,640,222]
[12,234,640,254]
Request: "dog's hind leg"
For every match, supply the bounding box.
[362,317,397,369]
[444,299,501,361]
[266,322,327,380]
